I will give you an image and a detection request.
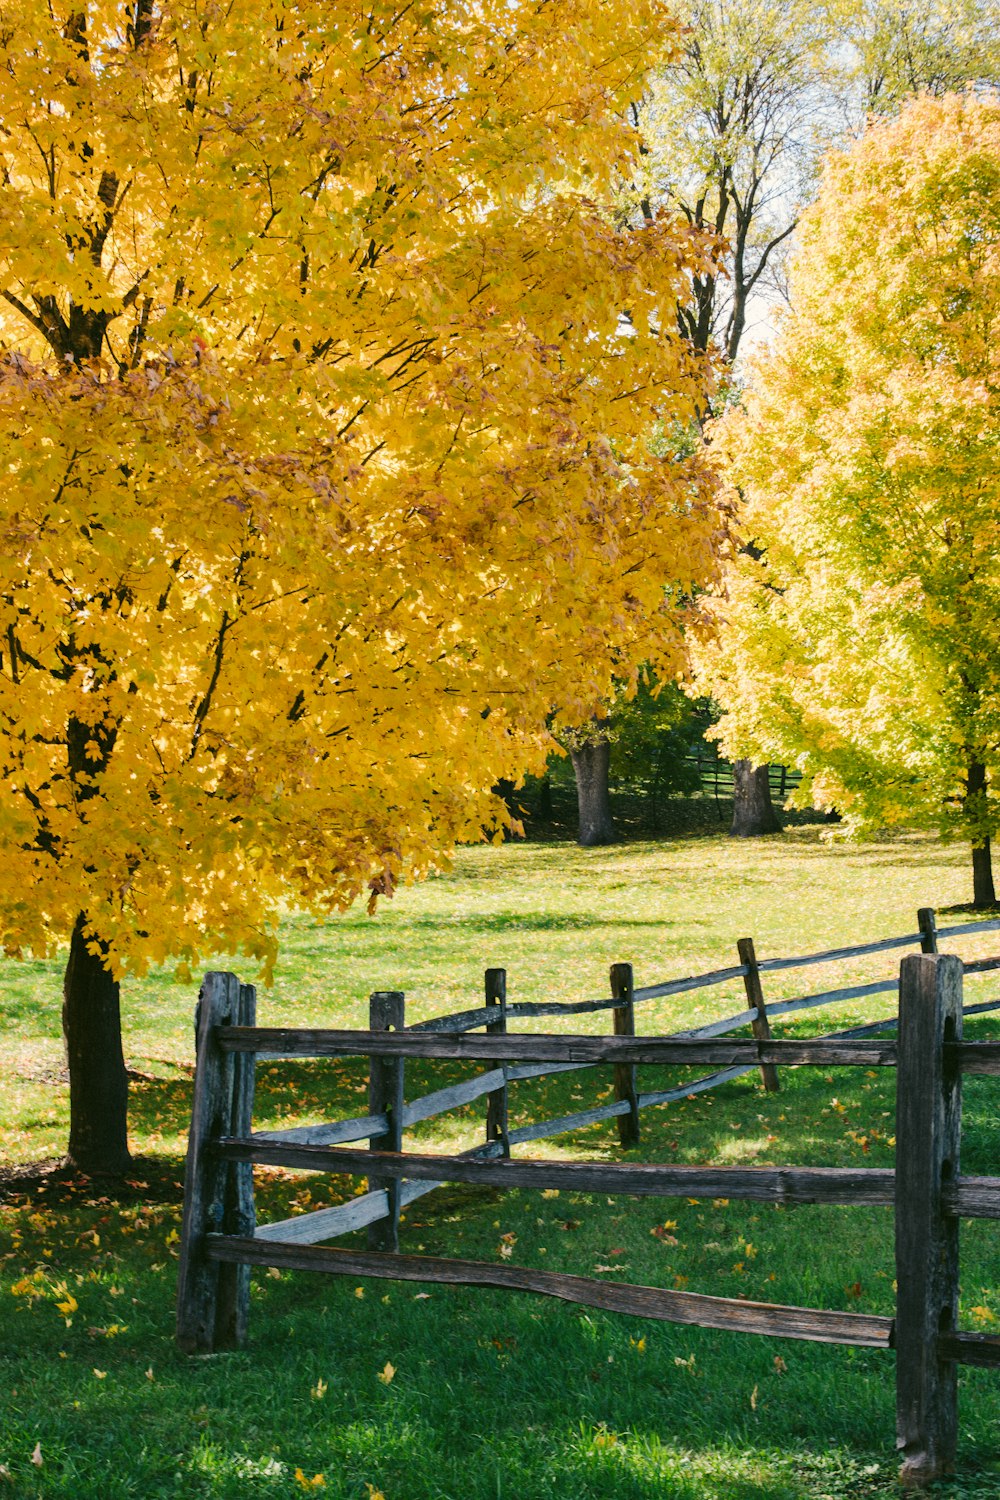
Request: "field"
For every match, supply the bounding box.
[2,823,999,1499]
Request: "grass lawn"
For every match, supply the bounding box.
[1,822,999,1498]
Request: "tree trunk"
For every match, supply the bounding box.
[729,759,781,837]
[62,913,131,1174]
[569,736,618,846]
[966,759,997,909]
[972,841,996,909]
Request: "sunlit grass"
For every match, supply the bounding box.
[1,825,999,1496]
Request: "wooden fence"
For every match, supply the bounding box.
[686,747,802,804]
[176,912,1000,1489]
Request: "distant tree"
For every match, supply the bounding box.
[842,0,1000,115]
[640,0,1000,837]
[555,682,702,845]
[700,92,1000,907]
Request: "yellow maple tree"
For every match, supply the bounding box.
[696,92,1000,907]
[0,1,722,1169]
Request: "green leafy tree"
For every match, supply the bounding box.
[639,0,1000,836]
[699,91,1000,906]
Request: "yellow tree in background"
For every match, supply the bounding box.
[0,2,722,1169]
[697,93,1000,908]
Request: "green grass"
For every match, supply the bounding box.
[2,823,999,1498]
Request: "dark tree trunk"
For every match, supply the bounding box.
[972,841,996,909]
[62,913,131,1174]
[965,759,997,909]
[729,759,781,837]
[569,736,618,846]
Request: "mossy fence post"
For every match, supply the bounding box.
[176,971,256,1352]
[367,991,405,1252]
[738,936,779,1093]
[485,967,509,1153]
[895,952,962,1489]
[611,962,639,1146]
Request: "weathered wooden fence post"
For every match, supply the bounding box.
[213,981,257,1349]
[611,962,640,1146]
[737,937,779,1093]
[485,968,509,1155]
[895,953,962,1489]
[367,991,405,1252]
[917,907,939,954]
[177,972,254,1352]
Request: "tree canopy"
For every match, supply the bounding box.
[0,2,724,1164]
[697,91,1000,903]
[0,0,724,970]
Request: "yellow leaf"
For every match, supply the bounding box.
[377,1362,395,1385]
[294,1470,326,1490]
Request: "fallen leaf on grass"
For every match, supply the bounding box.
[30,1444,42,1467]
[377,1362,395,1385]
[294,1469,325,1490]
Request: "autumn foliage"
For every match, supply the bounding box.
[698,92,1000,902]
[0,3,721,1165]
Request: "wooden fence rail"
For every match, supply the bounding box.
[177,931,1000,1490]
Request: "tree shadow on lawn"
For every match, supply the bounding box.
[389,911,696,933]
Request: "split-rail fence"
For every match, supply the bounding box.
[176,907,1000,1488]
